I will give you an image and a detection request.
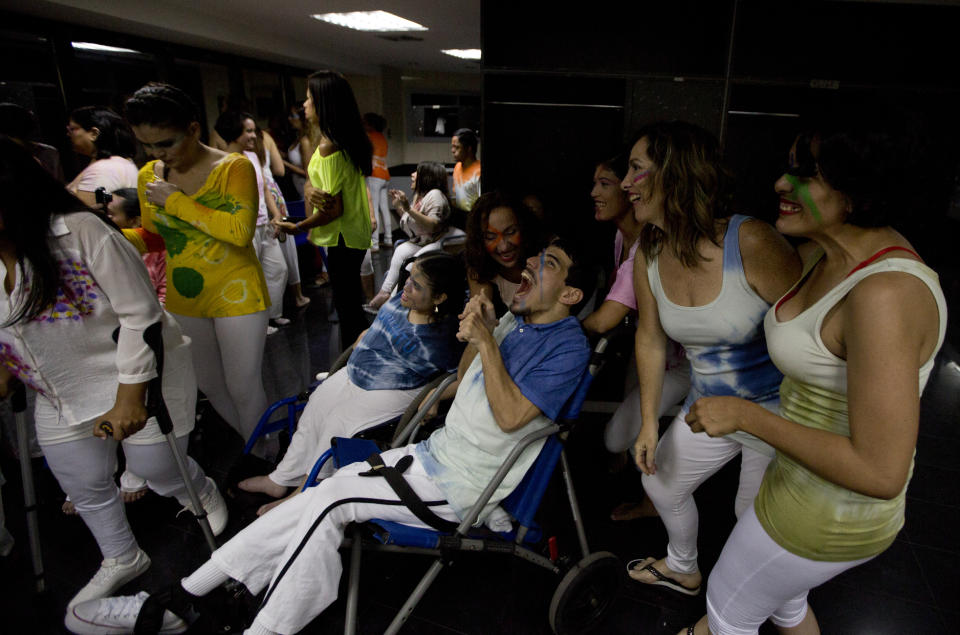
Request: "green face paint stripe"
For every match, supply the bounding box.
[784,174,822,223]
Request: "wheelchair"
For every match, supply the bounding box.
[297,338,622,635]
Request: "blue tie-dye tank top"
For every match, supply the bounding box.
[347,294,462,391]
[647,214,780,454]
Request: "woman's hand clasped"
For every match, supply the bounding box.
[388,189,408,209]
[94,383,149,441]
[685,396,748,438]
[144,179,183,207]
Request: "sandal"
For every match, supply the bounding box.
[626,557,701,596]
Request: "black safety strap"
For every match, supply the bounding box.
[360,453,458,533]
[133,586,197,634]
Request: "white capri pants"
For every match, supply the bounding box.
[278,233,301,286]
[255,224,289,320]
[210,444,457,635]
[176,311,269,443]
[42,433,208,560]
[641,402,775,575]
[706,504,874,635]
[366,176,391,242]
[378,236,451,296]
[269,369,419,487]
[603,359,691,453]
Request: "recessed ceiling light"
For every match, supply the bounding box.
[311,11,427,32]
[441,49,481,60]
[71,42,141,54]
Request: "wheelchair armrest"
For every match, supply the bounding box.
[328,344,355,376]
[390,372,458,448]
[451,423,560,536]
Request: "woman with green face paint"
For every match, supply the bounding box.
[682,124,948,635]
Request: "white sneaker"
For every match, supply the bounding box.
[272,317,291,326]
[266,325,278,336]
[65,591,187,634]
[68,549,151,609]
[178,477,228,536]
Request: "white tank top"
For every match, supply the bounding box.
[647,214,781,454]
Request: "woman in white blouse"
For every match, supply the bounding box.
[0,137,226,614]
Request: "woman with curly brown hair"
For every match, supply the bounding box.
[622,121,801,596]
[463,191,544,316]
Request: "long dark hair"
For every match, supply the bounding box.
[414,161,449,199]
[0,136,116,325]
[69,106,136,159]
[305,71,372,176]
[633,121,734,267]
[397,251,467,322]
[465,191,544,282]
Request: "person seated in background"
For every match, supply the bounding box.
[464,191,545,316]
[237,251,466,515]
[580,151,690,521]
[107,188,166,306]
[365,160,458,311]
[451,127,481,217]
[67,238,595,635]
[65,106,139,208]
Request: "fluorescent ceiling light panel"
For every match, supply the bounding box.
[441,49,481,60]
[311,11,427,32]
[71,42,141,54]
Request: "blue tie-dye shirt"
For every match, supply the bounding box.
[347,294,462,391]
[647,214,781,455]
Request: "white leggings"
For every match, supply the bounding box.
[277,234,301,286]
[255,225,289,320]
[176,312,269,443]
[706,505,873,635]
[208,444,456,634]
[366,176,391,241]
[42,434,207,559]
[603,360,691,453]
[641,408,774,574]
[269,369,418,486]
[378,239,446,295]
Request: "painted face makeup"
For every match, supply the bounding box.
[783,174,822,223]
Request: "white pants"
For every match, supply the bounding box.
[366,176,391,242]
[269,370,419,486]
[255,225,289,320]
[603,360,691,453]
[641,407,773,574]
[176,312,269,443]
[278,234,301,286]
[211,444,456,634]
[42,434,208,559]
[706,505,874,635]
[378,238,448,296]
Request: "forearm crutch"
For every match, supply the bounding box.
[13,383,45,592]
[100,322,218,554]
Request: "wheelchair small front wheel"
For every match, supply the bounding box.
[548,551,622,634]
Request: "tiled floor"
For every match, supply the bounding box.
[2,251,958,634]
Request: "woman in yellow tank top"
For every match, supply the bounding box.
[124,83,271,452]
[680,120,947,634]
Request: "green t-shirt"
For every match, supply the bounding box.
[306,149,371,249]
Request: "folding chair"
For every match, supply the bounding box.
[306,340,621,635]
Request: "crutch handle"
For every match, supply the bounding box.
[98,421,115,437]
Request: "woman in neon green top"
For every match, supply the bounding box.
[276,71,372,350]
[680,120,947,635]
[125,83,271,450]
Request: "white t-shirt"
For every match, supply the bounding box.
[68,155,138,194]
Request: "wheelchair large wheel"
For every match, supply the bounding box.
[548,551,622,634]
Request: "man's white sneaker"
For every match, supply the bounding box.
[68,548,151,609]
[178,477,228,536]
[65,591,187,634]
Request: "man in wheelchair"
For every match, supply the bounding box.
[66,238,595,635]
